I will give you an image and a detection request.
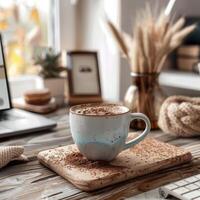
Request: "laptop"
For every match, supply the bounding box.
[0,34,57,138]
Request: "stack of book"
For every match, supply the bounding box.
[177,45,200,72]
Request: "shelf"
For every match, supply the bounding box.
[159,70,200,91]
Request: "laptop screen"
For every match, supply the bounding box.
[0,37,11,111]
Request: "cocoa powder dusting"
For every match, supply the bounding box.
[70,103,128,116]
[44,146,126,176]
[130,138,186,161]
[63,151,125,172]
[76,107,115,115]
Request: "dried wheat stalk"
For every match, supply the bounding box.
[106,20,129,58]
[106,4,196,74]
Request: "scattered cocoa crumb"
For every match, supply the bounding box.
[63,152,126,173]
[130,138,186,161]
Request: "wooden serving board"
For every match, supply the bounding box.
[13,97,57,114]
[37,136,192,191]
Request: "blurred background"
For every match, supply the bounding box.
[1,0,200,102]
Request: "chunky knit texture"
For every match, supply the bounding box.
[158,96,200,137]
[0,146,28,168]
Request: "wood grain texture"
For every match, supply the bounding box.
[0,108,200,199]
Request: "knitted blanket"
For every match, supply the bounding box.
[158,96,200,137]
[0,146,28,169]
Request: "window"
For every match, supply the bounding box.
[0,0,53,76]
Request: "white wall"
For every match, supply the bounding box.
[175,0,200,16]
[54,0,77,50]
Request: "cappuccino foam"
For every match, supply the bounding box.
[71,104,129,116]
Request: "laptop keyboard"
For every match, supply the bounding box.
[159,174,200,200]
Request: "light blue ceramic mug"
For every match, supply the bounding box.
[70,103,151,161]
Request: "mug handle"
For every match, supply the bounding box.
[123,113,151,150]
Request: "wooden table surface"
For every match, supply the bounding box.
[1,108,200,200]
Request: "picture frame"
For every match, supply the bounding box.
[67,51,102,99]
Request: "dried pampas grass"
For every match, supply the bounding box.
[106,3,196,74]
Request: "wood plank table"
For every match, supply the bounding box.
[1,108,200,200]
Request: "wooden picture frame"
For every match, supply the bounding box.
[67,51,102,104]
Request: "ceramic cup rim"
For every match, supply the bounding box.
[70,103,130,117]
